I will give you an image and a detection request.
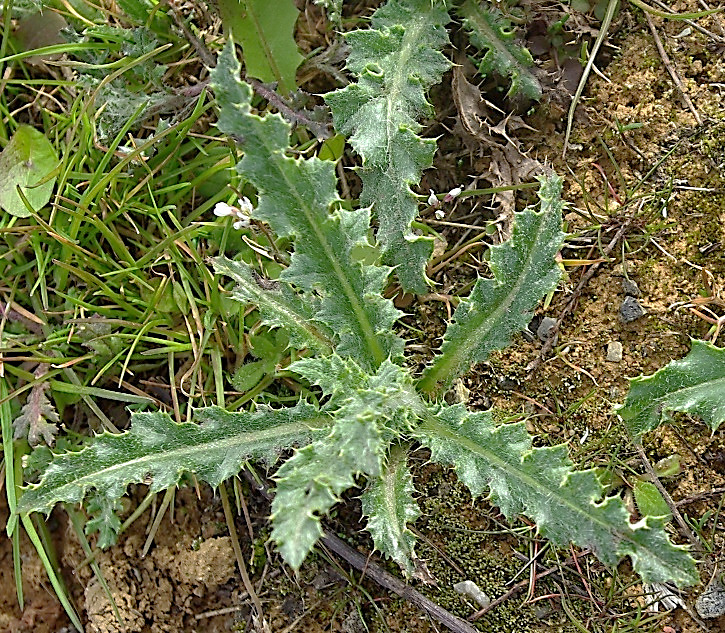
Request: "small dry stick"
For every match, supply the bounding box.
[320,532,480,633]
[242,470,479,633]
[634,444,704,553]
[644,12,702,125]
[219,481,269,633]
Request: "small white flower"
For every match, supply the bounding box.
[427,189,439,207]
[434,209,445,220]
[214,201,235,217]
[214,196,254,230]
[444,186,462,202]
[237,196,253,214]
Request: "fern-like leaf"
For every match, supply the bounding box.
[417,405,698,587]
[212,256,334,354]
[617,340,725,438]
[211,42,403,370]
[325,0,451,294]
[14,381,59,447]
[361,443,420,576]
[419,174,565,396]
[18,403,329,516]
[458,0,542,100]
[83,493,123,549]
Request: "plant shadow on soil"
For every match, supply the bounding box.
[2,0,725,631]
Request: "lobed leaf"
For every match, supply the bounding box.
[419,174,565,396]
[617,340,725,437]
[458,0,542,101]
[212,256,334,354]
[271,405,386,569]
[211,42,403,371]
[272,355,424,568]
[361,443,420,576]
[325,0,451,294]
[417,405,698,587]
[18,403,329,516]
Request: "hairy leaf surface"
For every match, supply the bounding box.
[211,42,403,370]
[418,405,697,587]
[18,403,328,516]
[272,405,385,569]
[325,0,451,293]
[361,443,420,576]
[419,174,565,396]
[213,256,334,354]
[458,0,541,100]
[272,356,423,568]
[617,340,725,437]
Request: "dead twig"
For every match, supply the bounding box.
[242,470,480,633]
[644,11,703,125]
[527,219,632,374]
[634,444,704,553]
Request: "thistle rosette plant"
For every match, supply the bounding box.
[16,0,700,592]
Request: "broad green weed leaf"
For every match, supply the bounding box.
[217,0,303,94]
[18,404,329,516]
[419,174,565,396]
[617,340,725,437]
[0,125,58,218]
[633,480,671,520]
[418,405,697,587]
[211,43,403,371]
[325,0,451,294]
[361,443,420,576]
[458,0,542,100]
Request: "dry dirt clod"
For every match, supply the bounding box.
[606,341,623,362]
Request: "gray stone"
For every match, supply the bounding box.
[606,341,623,362]
[696,576,725,619]
[620,296,646,323]
[537,316,558,343]
[621,278,641,297]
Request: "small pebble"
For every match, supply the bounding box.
[606,341,623,362]
[696,575,725,619]
[621,278,641,297]
[537,316,557,343]
[620,296,646,323]
[453,580,490,608]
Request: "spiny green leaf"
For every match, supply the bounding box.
[0,125,58,218]
[417,405,698,587]
[419,174,565,396]
[18,403,329,516]
[272,409,386,569]
[617,340,725,437]
[325,0,451,294]
[458,0,542,100]
[212,256,334,354]
[217,0,303,94]
[361,443,420,576]
[291,355,424,431]
[211,42,403,371]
